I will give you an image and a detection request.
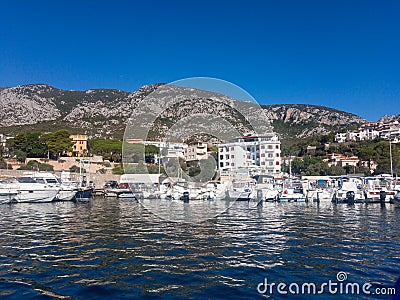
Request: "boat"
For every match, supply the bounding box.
[226,178,256,201]
[104,187,131,197]
[278,187,307,202]
[307,188,334,202]
[0,179,19,204]
[2,177,60,203]
[392,191,400,204]
[75,186,92,200]
[277,179,307,202]
[31,172,78,201]
[253,175,279,201]
[332,181,366,204]
[364,178,396,203]
[118,192,140,200]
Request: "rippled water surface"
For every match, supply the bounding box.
[0,198,399,299]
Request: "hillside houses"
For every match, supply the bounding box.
[335,120,400,143]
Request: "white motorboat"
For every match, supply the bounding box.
[4,177,60,203]
[0,179,19,204]
[307,188,334,202]
[226,179,256,201]
[333,181,365,203]
[364,178,396,203]
[30,172,78,201]
[278,187,307,202]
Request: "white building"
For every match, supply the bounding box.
[335,121,399,143]
[0,134,6,149]
[218,134,281,175]
[134,141,185,159]
[380,126,400,140]
[335,132,347,143]
[184,142,208,162]
[166,142,186,159]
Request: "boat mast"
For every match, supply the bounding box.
[389,132,393,178]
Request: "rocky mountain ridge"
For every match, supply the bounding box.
[0,84,368,140]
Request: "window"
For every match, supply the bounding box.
[268,145,273,149]
[268,153,273,158]
[220,162,224,167]
[261,162,265,165]
[220,148,224,152]
[225,155,230,159]
[231,155,235,158]
[261,153,265,157]
[230,147,234,151]
[276,145,279,149]
[269,162,273,166]
[276,161,280,165]
[220,155,223,160]
[231,163,235,166]
[261,145,265,149]
[276,153,280,157]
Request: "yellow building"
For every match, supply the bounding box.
[69,135,88,157]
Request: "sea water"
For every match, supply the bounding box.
[0,198,399,299]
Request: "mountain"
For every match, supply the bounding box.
[0,84,366,141]
[378,114,400,123]
[263,104,365,139]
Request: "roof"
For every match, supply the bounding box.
[120,174,161,184]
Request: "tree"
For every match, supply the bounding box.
[14,149,27,163]
[145,145,160,164]
[328,165,346,176]
[89,138,123,162]
[69,165,81,173]
[372,141,400,175]
[112,164,124,175]
[41,130,73,159]
[12,132,46,158]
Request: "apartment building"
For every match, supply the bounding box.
[218,134,281,175]
[184,142,208,162]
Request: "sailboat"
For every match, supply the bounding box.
[74,158,92,200]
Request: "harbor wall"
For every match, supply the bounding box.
[0,169,120,188]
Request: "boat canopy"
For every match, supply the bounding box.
[120,174,161,184]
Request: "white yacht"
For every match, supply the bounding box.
[0,179,19,203]
[3,177,60,203]
[31,172,78,201]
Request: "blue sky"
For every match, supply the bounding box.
[0,0,399,121]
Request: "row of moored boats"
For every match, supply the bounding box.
[0,172,92,204]
[2,173,400,205]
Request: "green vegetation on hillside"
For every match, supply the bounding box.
[8,130,73,161]
[284,137,400,176]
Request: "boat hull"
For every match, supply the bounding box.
[74,188,92,200]
[0,191,18,203]
[14,189,59,203]
[56,189,77,201]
